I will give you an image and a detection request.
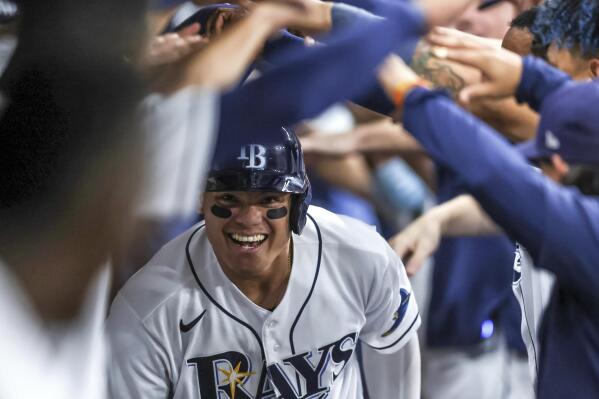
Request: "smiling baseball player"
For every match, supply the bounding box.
[107,128,420,399]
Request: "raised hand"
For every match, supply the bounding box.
[242,0,333,36]
[427,26,523,104]
[143,23,208,67]
[389,213,442,276]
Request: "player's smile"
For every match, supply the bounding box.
[227,232,268,251]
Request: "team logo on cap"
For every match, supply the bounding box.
[545,130,560,150]
[238,144,267,169]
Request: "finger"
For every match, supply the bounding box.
[432,26,487,44]
[428,32,482,51]
[390,236,411,260]
[405,243,430,275]
[236,0,256,10]
[459,82,498,103]
[178,22,201,37]
[187,36,208,52]
[214,13,226,35]
[432,46,490,71]
[163,33,180,42]
[186,34,204,44]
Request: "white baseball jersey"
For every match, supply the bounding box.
[0,261,110,399]
[511,243,555,386]
[107,205,420,399]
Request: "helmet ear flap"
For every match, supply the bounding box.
[289,183,311,235]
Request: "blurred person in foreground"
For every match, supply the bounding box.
[0,1,148,398]
[409,5,533,397]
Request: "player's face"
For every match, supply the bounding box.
[453,2,517,39]
[201,191,292,279]
[547,44,593,81]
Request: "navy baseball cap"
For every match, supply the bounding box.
[517,80,599,165]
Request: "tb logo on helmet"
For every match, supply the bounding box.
[238,145,267,170]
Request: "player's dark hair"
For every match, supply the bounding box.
[532,0,599,59]
[510,6,539,29]
[562,165,599,196]
[508,6,547,58]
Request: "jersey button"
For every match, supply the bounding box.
[273,343,281,352]
[268,320,278,329]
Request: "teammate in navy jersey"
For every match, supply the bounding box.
[376,42,599,397]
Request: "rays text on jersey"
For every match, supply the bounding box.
[186,332,357,398]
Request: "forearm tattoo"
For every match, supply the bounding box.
[410,41,466,97]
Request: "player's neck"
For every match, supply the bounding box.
[222,240,293,311]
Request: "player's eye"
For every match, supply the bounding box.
[217,194,238,206]
[261,195,284,206]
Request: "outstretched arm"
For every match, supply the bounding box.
[218,1,427,145]
[158,1,316,92]
[377,55,599,302]
[300,119,424,157]
[389,194,500,275]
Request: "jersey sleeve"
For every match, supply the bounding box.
[136,86,219,220]
[360,246,421,354]
[516,56,571,112]
[107,294,172,399]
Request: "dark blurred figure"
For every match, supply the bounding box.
[0,0,148,397]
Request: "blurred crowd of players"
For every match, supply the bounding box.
[1,0,599,398]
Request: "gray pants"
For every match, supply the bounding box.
[423,336,534,399]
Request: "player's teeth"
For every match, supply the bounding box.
[231,233,266,243]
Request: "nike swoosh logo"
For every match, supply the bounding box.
[179,310,207,333]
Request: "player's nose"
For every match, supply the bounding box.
[232,205,264,226]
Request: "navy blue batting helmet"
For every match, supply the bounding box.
[206,127,311,235]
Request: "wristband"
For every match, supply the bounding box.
[392,78,431,108]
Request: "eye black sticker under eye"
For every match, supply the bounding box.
[211,205,232,219]
[267,207,288,219]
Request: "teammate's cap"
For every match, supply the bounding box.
[517,80,599,164]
